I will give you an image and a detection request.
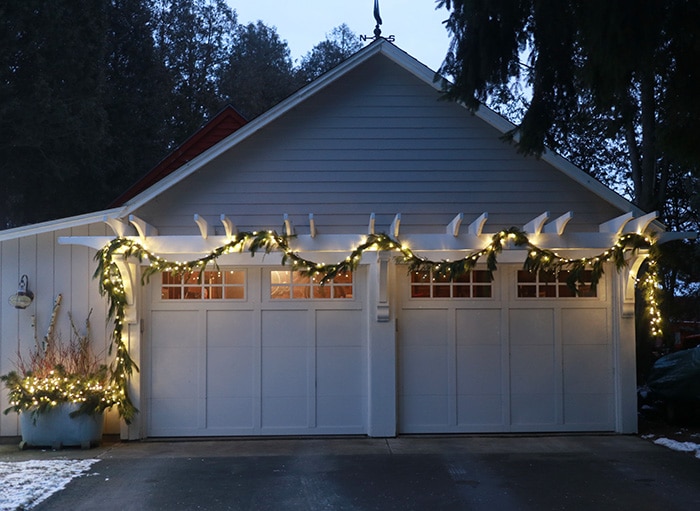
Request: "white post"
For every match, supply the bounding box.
[612,267,638,433]
[366,252,397,437]
[112,259,145,441]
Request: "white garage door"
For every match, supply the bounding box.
[146,266,367,437]
[398,264,615,433]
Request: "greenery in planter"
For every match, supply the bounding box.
[1,304,120,420]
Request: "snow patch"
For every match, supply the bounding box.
[653,437,700,458]
[0,459,98,510]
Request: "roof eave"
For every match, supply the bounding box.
[0,207,126,241]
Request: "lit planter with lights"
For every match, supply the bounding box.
[1,306,121,450]
[2,365,119,450]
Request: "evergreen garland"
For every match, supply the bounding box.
[93,227,662,423]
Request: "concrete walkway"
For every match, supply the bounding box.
[3,435,700,510]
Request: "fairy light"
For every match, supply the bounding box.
[91,228,667,421]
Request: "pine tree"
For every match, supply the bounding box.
[218,21,298,119]
[437,0,700,215]
[297,24,362,83]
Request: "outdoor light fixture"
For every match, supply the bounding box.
[9,274,34,309]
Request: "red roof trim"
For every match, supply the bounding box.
[109,106,247,207]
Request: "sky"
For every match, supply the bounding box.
[229,1,452,72]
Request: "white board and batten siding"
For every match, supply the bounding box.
[0,223,118,437]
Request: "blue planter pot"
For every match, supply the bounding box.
[19,403,104,450]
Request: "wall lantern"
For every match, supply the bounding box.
[9,274,34,309]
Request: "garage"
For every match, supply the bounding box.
[146,266,368,437]
[397,264,616,433]
[2,40,659,441]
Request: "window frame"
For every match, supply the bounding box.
[159,268,247,301]
[269,269,355,301]
[408,268,494,300]
[516,269,599,299]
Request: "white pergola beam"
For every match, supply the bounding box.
[283,214,294,236]
[657,231,698,244]
[128,215,158,241]
[390,213,401,238]
[623,211,658,234]
[309,213,317,238]
[523,211,550,235]
[468,212,488,236]
[446,213,464,237]
[599,212,633,235]
[193,214,210,239]
[103,216,132,237]
[368,213,376,235]
[543,211,573,235]
[220,214,236,239]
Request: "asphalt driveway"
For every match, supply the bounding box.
[3,435,700,510]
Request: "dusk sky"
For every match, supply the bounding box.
[230,1,452,72]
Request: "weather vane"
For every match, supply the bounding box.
[360,0,395,43]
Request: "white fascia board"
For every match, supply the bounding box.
[376,42,446,90]
[0,207,125,241]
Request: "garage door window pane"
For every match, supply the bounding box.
[161,269,246,300]
[453,285,471,298]
[225,270,245,285]
[434,285,451,297]
[271,270,353,299]
[410,270,492,298]
[517,269,597,298]
[473,285,491,298]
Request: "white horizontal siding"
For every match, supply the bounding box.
[134,54,623,236]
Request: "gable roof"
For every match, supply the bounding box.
[109,105,247,207]
[117,39,645,220]
[1,39,655,242]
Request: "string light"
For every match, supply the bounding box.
[92,227,665,420]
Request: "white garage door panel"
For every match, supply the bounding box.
[317,346,364,426]
[147,267,368,437]
[206,310,256,430]
[398,265,615,433]
[316,310,367,430]
[509,309,556,427]
[562,308,608,344]
[563,344,611,393]
[456,309,501,344]
[564,393,614,425]
[457,345,504,425]
[457,395,503,425]
[562,308,614,428]
[457,345,501,394]
[150,311,201,435]
[261,310,310,430]
[150,398,199,431]
[456,309,504,426]
[399,309,449,430]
